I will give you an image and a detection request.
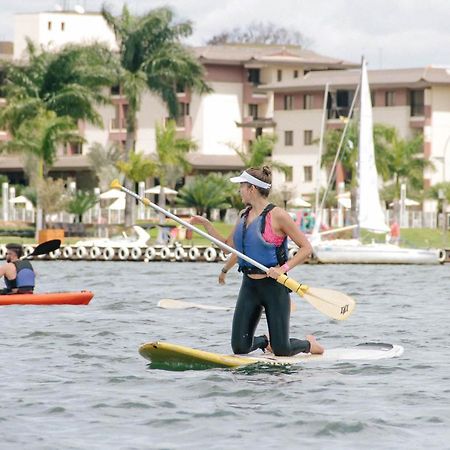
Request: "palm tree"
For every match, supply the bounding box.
[152,120,197,217]
[66,191,99,223]
[87,143,122,191]
[176,173,231,219]
[229,134,289,175]
[384,133,431,197]
[0,111,83,231]
[102,5,210,225]
[321,123,393,189]
[0,41,114,133]
[0,42,115,233]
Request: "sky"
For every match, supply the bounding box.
[1,0,450,69]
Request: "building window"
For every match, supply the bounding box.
[284,131,294,146]
[284,95,294,110]
[385,91,395,106]
[48,21,52,31]
[180,102,190,116]
[304,166,313,182]
[410,89,424,116]
[247,68,261,85]
[304,94,313,110]
[248,104,258,119]
[67,142,82,155]
[61,22,65,31]
[111,85,120,96]
[277,70,282,82]
[304,130,313,145]
[294,70,299,79]
[285,166,293,182]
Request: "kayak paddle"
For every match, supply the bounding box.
[23,239,62,259]
[111,179,355,321]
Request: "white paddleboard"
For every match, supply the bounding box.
[139,341,404,370]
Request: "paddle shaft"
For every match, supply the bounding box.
[116,184,269,273]
[113,180,356,320]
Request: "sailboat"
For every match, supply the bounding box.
[311,58,442,264]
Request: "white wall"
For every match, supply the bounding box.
[192,81,243,155]
[14,12,117,60]
[272,109,323,196]
[428,86,450,184]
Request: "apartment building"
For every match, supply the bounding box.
[2,10,449,212]
[263,67,450,210]
[0,10,355,189]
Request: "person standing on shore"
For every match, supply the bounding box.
[191,166,323,356]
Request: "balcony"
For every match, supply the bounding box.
[410,104,424,117]
[327,107,351,120]
[110,117,126,131]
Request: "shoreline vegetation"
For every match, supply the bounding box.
[0,221,448,249]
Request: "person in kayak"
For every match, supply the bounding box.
[0,243,35,294]
[190,166,324,356]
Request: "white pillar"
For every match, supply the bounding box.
[2,182,8,221]
[9,186,15,221]
[400,183,406,227]
[138,181,145,220]
[337,181,345,227]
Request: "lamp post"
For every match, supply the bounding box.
[438,188,447,248]
[281,186,291,210]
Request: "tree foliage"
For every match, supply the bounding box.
[0,41,114,134]
[206,22,308,46]
[229,134,289,175]
[87,143,123,191]
[176,173,232,219]
[116,151,156,182]
[101,5,210,225]
[35,178,68,217]
[66,190,98,223]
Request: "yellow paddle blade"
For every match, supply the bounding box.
[302,287,355,321]
[110,179,122,190]
[276,274,355,320]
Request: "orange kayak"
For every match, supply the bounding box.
[0,291,94,306]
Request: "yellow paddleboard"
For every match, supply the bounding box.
[139,341,404,370]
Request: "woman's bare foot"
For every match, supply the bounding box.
[306,335,324,354]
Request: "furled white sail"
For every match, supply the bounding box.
[357,58,389,233]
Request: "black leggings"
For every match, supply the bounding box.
[231,275,311,356]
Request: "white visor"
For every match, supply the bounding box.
[229,171,271,189]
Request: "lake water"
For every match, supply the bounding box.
[0,261,449,449]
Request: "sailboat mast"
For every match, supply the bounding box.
[356,57,365,240]
[315,82,329,217]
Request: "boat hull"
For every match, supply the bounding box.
[313,241,441,264]
[0,291,94,306]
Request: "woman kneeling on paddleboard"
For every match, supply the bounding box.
[190,166,324,356]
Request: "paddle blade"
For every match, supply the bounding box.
[31,239,61,257]
[158,299,232,311]
[302,287,355,321]
[276,274,355,320]
[110,179,122,190]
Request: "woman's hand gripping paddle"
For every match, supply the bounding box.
[110,180,355,320]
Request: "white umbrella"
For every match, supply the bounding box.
[288,196,311,208]
[144,185,178,195]
[9,195,34,210]
[389,198,420,207]
[108,197,125,210]
[99,189,125,200]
